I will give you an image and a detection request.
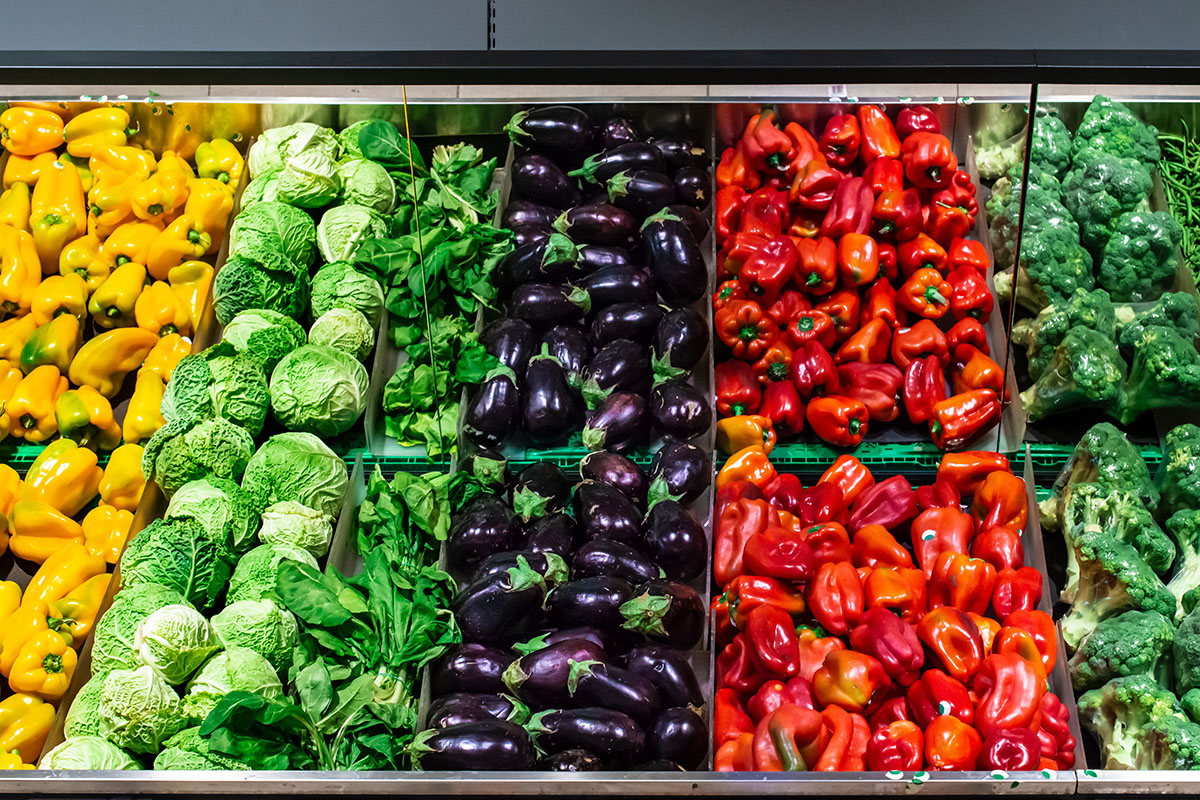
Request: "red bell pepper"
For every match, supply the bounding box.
[947,266,994,322]
[857,105,901,164]
[973,652,1046,738]
[789,159,843,212]
[783,121,824,177]
[878,242,899,282]
[1005,609,1058,674]
[815,290,861,343]
[819,177,873,239]
[901,132,958,190]
[789,340,839,399]
[741,235,799,306]
[715,733,755,771]
[863,566,928,624]
[748,677,816,720]
[911,506,974,579]
[715,497,774,586]
[746,603,802,679]
[753,340,795,385]
[716,141,761,190]
[907,668,975,728]
[818,455,874,507]
[717,479,765,521]
[898,267,952,319]
[930,170,979,223]
[717,446,778,492]
[715,687,756,746]
[797,624,846,683]
[867,720,924,771]
[720,231,768,277]
[745,527,817,583]
[947,237,990,274]
[806,561,864,636]
[851,607,925,686]
[917,606,986,683]
[970,525,1025,571]
[863,155,904,194]
[743,109,795,172]
[981,728,1041,771]
[925,715,983,771]
[929,551,997,615]
[752,704,828,771]
[891,319,950,370]
[897,233,948,278]
[896,105,941,139]
[795,483,850,528]
[760,380,805,438]
[815,705,871,770]
[860,278,902,330]
[914,479,960,511]
[724,574,808,629]
[819,114,862,168]
[837,362,903,423]
[813,649,892,714]
[714,279,748,312]
[993,626,1048,680]
[871,188,923,242]
[789,210,826,240]
[852,524,913,569]
[740,188,787,238]
[803,521,852,566]
[992,567,1043,617]
[903,355,947,426]
[716,299,777,362]
[807,396,869,448]
[848,475,918,533]
[715,359,762,417]
[929,389,1000,451]
[834,318,891,365]
[925,203,974,249]
[715,185,747,244]
[786,310,838,352]
[1037,691,1077,770]
[936,451,1010,496]
[766,289,811,329]
[971,612,1002,653]
[868,696,912,732]
[718,632,767,697]
[972,471,1028,531]
[795,236,838,296]
[951,344,1005,402]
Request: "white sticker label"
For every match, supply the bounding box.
[828,84,847,99]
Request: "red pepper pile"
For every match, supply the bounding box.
[713,105,1005,450]
[711,449,1077,772]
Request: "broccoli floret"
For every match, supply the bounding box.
[1011,288,1117,380]
[1041,422,1160,532]
[212,244,311,326]
[1158,425,1200,519]
[1061,148,1153,252]
[1183,689,1200,723]
[1118,291,1200,350]
[1069,609,1175,691]
[1071,95,1161,165]
[1061,524,1177,651]
[142,417,256,498]
[1077,675,1186,769]
[986,163,1068,271]
[1176,606,1200,695]
[160,343,270,436]
[1098,211,1183,302]
[1167,510,1200,619]
[1031,110,1073,179]
[1018,326,1126,422]
[1119,325,1200,424]
[1138,716,1200,770]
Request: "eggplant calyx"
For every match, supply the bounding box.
[502,660,533,694]
[581,422,607,452]
[526,709,555,740]
[567,286,592,315]
[606,170,632,201]
[646,476,681,511]
[543,553,569,588]
[406,728,438,768]
[513,486,554,523]
[581,377,611,411]
[619,591,672,638]
[484,364,519,385]
[529,342,564,368]
[565,658,604,695]
[506,556,549,594]
[512,633,552,656]
[503,110,531,143]
[651,350,689,383]
[468,454,508,488]
[639,207,683,233]
[504,694,533,725]
[567,154,601,182]
[542,233,578,268]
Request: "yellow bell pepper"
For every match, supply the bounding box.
[146,215,210,281]
[183,178,233,254]
[131,169,189,225]
[158,150,195,178]
[29,161,87,272]
[195,139,245,191]
[30,273,88,325]
[68,327,157,398]
[89,145,155,184]
[0,316,38,363]
[100,443,146,512]
[0,183,31,231]
[21,440,103,517]
[8,629,77,701]
[87,261,146,329]
[2,152,57,190]
[57,233,108,292]
[0,752,34,770]
[0,693,54,765]
[0,464,22,522]
[100,220,162,269]
[7,501,86,564]
[59,153,94,193]
[0,602,59,677]
[54,386,121,450]
[19,314,80,376]
[140,333,190,383]
[123,370,165,445]
[81,506,132,565]
[0,108,64,157]
[134,279,190,337]
[21,542,105,612]
[0,226,42,317]
[53,571,112,637]
[0,581,20,624]
[167,260,212,328]
[63,107,137,158]
[85,176,135,240]
[3,365,68,442]
[0,362,23,445]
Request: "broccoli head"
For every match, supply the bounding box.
[1030,110,1073,179]
[1077,675,1186,769]
[1018,326,1126,422]
[160,343,270,436]
[141,416,256,498]
[1061,524,1177,650]
[1176,606,1200,695]
[986,163,1068,271]
[1071,95,1161,165]
[1061,148,1153,252]
[1118,291,1200,350]
[1011,288,1117,380]
[1167,510,1200,619]
[1064,483,1176,574]
[1184,689,1200,723]
[1098,211,1184,302]
[1158,424,1200,519]
[212,244,311,327]
[1069,609,1175,691]
[1139,716,1200,770]
[1119,325,1200,425]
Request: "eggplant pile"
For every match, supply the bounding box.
[464,105,713,454]
[424,450,711,771]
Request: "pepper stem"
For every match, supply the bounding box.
[848,418,862,435]
[42,653,62,673]
[925,286,948,306]
[739,324,759,342]
[730,403,746,416]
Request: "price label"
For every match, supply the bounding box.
[828,84,846,99]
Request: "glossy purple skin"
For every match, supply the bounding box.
[579,450,648,506]
[622,644,703,707]
[481,317,536,375]
[590,303,665,349]
[579,265,656,308]
[530,708,646,767]
[646,707,708,770]
[641,500,706,582]
[512,152,579,208]
[503,199,559,229]
[652,307,708,374]
[463,371,519,449]
[522,513,579,557]
[414,720,534,771]
[641,214,706,307]
[583,392,650,454]
[598,118,639,149]
[572,539,661,585]
[569,663,662,726]
[647,439,712,506]
[649,379,712,441]
[504,638,608,708]
[447,496,520,572]
[521,356,579,447]
[545,576,635,631]
[573,481,642,544]
[426,693,525,729]
[431,644,513,695]
[671,167,711,210]
[557,202,637,247]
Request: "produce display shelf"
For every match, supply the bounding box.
[1025,442,1164,479]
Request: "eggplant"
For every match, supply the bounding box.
[502,199,560,230]
[426,692,530,729]
[574,480,643,543]
[539,324,591,391]
[665,204,710,243]
[481,317,537,376]
[505,105,593,156]
[431,644,513,696]
[582,391,649,453]
[541,749,604,771]
[621,579,704,649]
[581,339,651,410]
[572,539,662,584]
[641,500,706,582]
[578,265,655,308]
[651,308,708,379]
[651,139,709,170]
[554,203,637,248]
[605,170,677,219]
[622,645,703,708]
[528,708,645,766]
[502,639,608,708]
[589,303,665,349]
[566,662,661,726]
[453,567,546,646]
[521,352,581,446]
[649,379,712,441]
[509,223,551,248]
[568,142,665,186]
[598,117,639,149]
[512,462,572,522]
[646,707,708,771]
[577,245,637,273]
[409,720,533,771]
[546,576,634,631]
[642,210,707,307]
[647,439,712,506]
[516,626,616,658]
[672,167,711,209]
[511,153,579,209]
[502,234,579,287]
[509,283,591,325]
[458,448,509,489]
[463,367,520,449]
[579,450,648,505]
[447,495,521,572]
[522,512,579,558]
[473,551,569,590]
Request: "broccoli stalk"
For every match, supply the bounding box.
[1068,609,1175,691]
[1018,326,1127,422]
[1119,325,1200,424]
[1040,422,1160,532]
[1159,425,1200,520]
[1098,211,1183,302]
[1077,675,1186,769]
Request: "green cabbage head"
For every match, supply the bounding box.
[269,344,368,438]
[134,604,221,685]
[40,736,139,770]
[182,648,283,723]
[98,665,185,754]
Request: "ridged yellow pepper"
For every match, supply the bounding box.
[53,571,112,637]
[195,139,245,191]
[2,365,68,442]
[0,362,24,438]
[100,443,146,512]
[146,215,210,281]
[68,327,157,398]
[167,260,212,328]
[0,693,54,765]
[63,107,136,158]
[0,108,64,157]
[19,314,80,375]
[59,153,93,193]
[21,542,105,613]
[30,273,88,325]
[0,601,61,677]
[0,183,31,231]
[54,386,121,450]
[0,464,22,522]
[21,440,102,517]
[0,316,38,362]
[87,261,146,329]
[122,370,165,445]
[0,753,34,770]
[2,152,57,191]
[8,629,77,701]
[81,506,132,566]
[158,150,195,179]
[100,220,161,269]
[85,176,134,240]
[89,145,155,183]
[57,234,108,292]
[140,333,190,383]
[0,226,43,316]
[7,101,77,118]
[0,581,19,624]
[29,161,87,272]
[134,279,190,337]
[131,169,189,225]
[7,501,84,564]
[183,178,233,255]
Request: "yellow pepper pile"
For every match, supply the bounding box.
[0,101,242,451]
